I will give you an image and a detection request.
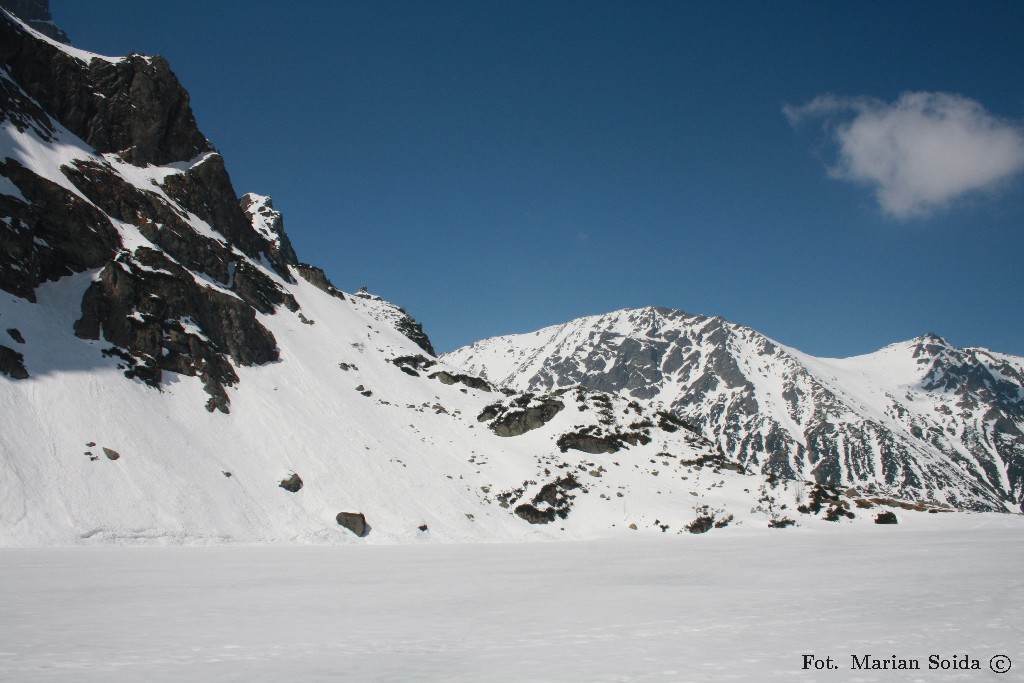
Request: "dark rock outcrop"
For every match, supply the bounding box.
[0,160,122,302]
[685,515,715,534]
[429,370,491,392]
[556,430,621,454]
[351,288,436,356]
[391,354,436,372]
[73,249,279,412]
[239,193,299,267]
[392,310,435,357]
[480,396,564,437]
[163,156,294,274]
[556,422,654,455]
[0,344,28,378]
[1,13,210,168]
[796,484,856,521]
[292,263,345,299]
[513,474,580,524]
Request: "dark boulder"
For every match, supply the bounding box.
[390,354,436,372]
[336,511,368,537]
[279,472,302,492]
[874,511,898,524]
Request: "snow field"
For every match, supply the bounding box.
[1,518,1021,682]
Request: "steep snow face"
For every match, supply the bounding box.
[444,307,1024,513]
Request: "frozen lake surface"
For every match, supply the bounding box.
[2,519,1021,682]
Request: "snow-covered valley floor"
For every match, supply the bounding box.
[2,517,1021,682]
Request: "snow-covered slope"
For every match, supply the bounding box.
[3,5,1008,546]
[445,307,1024,513]
[4,6,943,546]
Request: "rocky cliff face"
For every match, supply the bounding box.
[0,7,438,411]
[445,307,1024,513]
[0,7,298,410]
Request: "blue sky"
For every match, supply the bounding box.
[53,1,1024,356]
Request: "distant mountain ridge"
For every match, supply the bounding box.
[444,306,1024,513]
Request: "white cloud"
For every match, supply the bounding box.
[785,92,1024,219]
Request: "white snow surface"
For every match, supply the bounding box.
[1,517,1020,682]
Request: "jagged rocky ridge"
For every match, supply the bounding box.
[445,307,1024,513]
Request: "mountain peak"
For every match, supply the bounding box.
[916,331,949,345]
[446,309,1023,513]
[909,332,952,359]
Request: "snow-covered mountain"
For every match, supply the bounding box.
[445,307,1024,513]
[5,4,944,546]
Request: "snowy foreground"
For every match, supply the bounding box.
[1,517,1021,683]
